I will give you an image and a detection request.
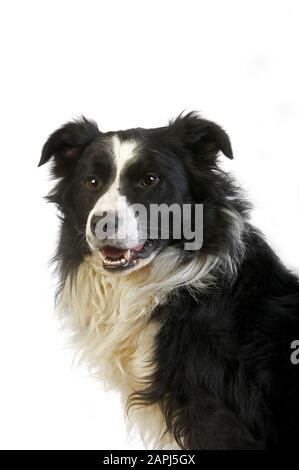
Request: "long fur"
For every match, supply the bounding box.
[39,112,299,450]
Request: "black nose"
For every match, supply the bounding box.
[90,212,119,236]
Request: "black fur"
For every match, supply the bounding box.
[39,112,299,449]
[131,231,299,449]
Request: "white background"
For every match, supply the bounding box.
[0,0,298,450]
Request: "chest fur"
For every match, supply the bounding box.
[58,256,160,387]
[57,256,176,447]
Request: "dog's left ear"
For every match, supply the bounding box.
[171,112,233,160]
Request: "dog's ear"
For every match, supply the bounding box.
[171,112,233,160]
[38,117,101,175]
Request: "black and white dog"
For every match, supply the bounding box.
[39,112,299,449]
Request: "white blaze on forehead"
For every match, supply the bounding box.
[86,134,140,247]
[94,135,138,207]
[112,135,138,184]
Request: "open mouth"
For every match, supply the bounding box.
[98,240,156,271]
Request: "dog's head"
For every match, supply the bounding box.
[39,113,240,276]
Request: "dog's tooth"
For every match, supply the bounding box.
[120,258,126,265]
[124,249,131,261]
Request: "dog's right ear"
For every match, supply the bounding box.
[38,117,100,175]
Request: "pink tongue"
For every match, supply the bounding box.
[101,243,145,259]
[132,242,145,251]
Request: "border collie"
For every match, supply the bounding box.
[39,112,299,449]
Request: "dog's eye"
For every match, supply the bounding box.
[139,174,159,187]
[86,176,100,190]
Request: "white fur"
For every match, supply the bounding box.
[112,135,138,182]
[57,246,220,448]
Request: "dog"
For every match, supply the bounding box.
[39,112,299,449]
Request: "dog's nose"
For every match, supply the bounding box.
[90,212,119,237]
